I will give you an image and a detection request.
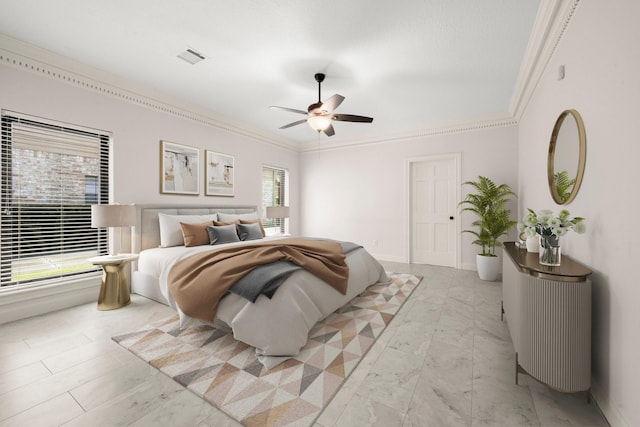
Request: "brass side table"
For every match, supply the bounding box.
[88,253,139,310]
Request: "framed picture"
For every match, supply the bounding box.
[160,140,200,195]
[205,150,234,196]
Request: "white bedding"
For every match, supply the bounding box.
[137,236,286,279]
[137,237,388,368]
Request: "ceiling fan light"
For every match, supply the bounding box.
[307,115,332,131]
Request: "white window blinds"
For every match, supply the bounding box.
[262,165,288,234]
[1,113,110,287]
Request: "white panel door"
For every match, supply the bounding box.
[411,156,457,266]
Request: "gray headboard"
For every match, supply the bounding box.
[131,204,258,252]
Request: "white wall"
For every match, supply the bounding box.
[0,64,299,228]
[299,125,519,268]
[518,1,640,426]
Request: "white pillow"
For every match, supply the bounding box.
[158,213,218,247]
[217,212,258,222]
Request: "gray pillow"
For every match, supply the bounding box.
[237,222,263,241]
[207,224,240,245]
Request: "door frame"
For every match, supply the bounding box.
[405,153,461,268]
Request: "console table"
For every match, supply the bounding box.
[502,242,592,393]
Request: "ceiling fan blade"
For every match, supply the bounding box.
[279,119,307,129]
[270,106,308,115]
[321,94,345,113]
[323,124,336,137]
[332,114,374,123]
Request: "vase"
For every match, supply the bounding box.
[539,235,561,266]
[525,236,539,253]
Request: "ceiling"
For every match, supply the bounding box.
[0,0,544,146]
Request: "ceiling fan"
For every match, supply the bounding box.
[270,73,373,137]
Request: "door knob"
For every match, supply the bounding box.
[449,216,454,220]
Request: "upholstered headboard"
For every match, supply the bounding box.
[132,204,258,252]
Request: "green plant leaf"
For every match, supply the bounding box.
[553,170,576,202]
[459,175,517,255]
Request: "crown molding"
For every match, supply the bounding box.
[509,0,581,120]
[0,34,299,152]
[298,114,518,153]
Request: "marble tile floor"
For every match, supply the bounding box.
[0,263,609,427]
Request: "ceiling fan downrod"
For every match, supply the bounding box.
[315,73,325,103]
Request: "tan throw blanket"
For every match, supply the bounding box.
[167,238,349,323]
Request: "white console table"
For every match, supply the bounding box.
[502,242,592,393]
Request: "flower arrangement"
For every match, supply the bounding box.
[518,208,585,266]
[518,208,586,247]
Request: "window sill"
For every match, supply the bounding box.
[0,273,101,324]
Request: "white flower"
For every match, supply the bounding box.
[537,209,553,222]
[517,208,586,242]
[523,213,537,227]
[573,221,586,234]
[547,217,561,228]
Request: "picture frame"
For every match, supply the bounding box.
[160,140,200,195]
[205,150,234,197]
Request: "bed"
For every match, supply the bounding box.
[130,204,388,368]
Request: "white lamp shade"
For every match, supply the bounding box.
[266,206,290,219]
[307,115,332,131]
[91,204,136,228]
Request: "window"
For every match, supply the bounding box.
[84,175,98,204]
[1,112,110,288]
[262,165,288,235]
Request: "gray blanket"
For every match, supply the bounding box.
[228,240,362,302]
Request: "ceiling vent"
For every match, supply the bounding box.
[177,48,205,65]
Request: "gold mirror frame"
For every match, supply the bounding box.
[547,109,586,205]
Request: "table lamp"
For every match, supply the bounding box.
[266,206,289,235]
[91,204,136,255]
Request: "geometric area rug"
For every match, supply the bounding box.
[113,273,422,427]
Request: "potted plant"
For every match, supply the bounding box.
[459,176,517,281]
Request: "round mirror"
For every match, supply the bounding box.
[547,109,586,204]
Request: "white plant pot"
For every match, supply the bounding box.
[476,254,501,281]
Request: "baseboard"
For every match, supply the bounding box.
[461,262,476,271]
[0,274,101,324]
[591,379,629,427]
[371,253,406,263]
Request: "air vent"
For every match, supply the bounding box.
[177,48,205,65]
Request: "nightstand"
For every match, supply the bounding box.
[88,253,139,310]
